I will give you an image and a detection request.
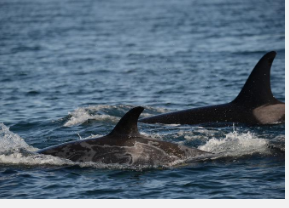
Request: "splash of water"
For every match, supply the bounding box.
[0,123,73,166]
[198,131,269,157]
[0,123,38,154]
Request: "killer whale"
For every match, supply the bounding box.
[38,107,210,166]
[139,51,285,125]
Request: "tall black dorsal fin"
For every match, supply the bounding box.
[109,107,144,137]
[232,51,277,107]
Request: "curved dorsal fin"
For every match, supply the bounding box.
[232,51,277,107]
[109,107,144,137]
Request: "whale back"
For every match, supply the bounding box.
[38,107,210,165]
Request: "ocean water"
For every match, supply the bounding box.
[0,0,285,199]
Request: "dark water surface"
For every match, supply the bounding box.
[0,0,285,198]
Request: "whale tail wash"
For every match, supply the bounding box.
[139,51,285,125]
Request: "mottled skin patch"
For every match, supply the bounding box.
[38,135,209,166]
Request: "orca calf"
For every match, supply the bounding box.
[139,51,285,125]
[38,107,209,166]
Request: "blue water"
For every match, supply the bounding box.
[0,0,285,199]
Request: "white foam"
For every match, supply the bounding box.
[140,113,156,118]
[198,131,269,156]
[0,152,74,166]
[63,106,119,127]
[0,123,38,154]
[140,131,164,140]
[0,123,73,166]
[63,105,168,127]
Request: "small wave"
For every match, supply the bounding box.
[0,123,72,166]
[63,105,168,127]
[198,131,269,157]
[0,152,74,166]
[63,105,120,127]
[140,113,156,118]
[0,123,38,154]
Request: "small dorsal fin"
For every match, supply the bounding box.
[109,107,144,137]
[232,51,277,107]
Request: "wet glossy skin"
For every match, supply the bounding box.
[140,101,285,125]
